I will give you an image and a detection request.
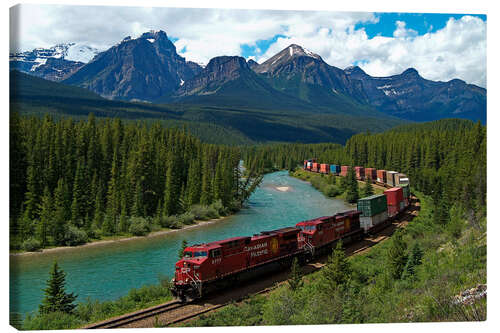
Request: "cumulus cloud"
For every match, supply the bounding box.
[9,4,486,87]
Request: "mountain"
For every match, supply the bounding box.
[11,70,405,145]
[254,44,367,102]
[247,59,259,70]
[159,55,315,110]
[344,66,486,123]
[9,43,101,81]
[63,30,202,102]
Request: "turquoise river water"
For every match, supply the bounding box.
[10,171,353,316]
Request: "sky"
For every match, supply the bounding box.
[9,4,487,87]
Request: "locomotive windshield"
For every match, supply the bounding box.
[298,225,316,231]
[183,251,208,258]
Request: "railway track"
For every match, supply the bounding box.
[83,196,420,329]
[84,300,185,329]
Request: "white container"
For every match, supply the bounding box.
[386,171,398,186]
[360,211,388,232]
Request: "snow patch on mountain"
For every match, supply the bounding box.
[30,58,47,71]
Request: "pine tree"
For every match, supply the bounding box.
[178,239,188,259]
[362,177,374,197]
[52,179,68,245]
[36,186,52,247]
[39,262,77,315]
[321,241,351,292]
[288,257,303,291]
[345,167,359,203]
[387,231,408,279]
[402,242,423,280]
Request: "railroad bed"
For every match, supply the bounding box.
[84,196,420,329]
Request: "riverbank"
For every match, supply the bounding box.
[10,215,229,257]
[290,169,385,200]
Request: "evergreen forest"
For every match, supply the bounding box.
[10,113,260,251]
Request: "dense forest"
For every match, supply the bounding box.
[10,113,260,251]
[244,119,487,220]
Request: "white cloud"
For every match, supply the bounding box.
[9,4,486,87]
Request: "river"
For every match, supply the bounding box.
[10,170,353,316]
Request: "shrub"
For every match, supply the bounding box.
[324,185,341,197]
[128,217,151,236]
[64,225,88,246]
[189,205,211,220]
[22,238,42,252]
[22,311,83,330]
[177,213,195,225]
[210,200,228,216]
[157,215,177,228]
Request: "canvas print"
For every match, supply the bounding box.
[9,3,487,330]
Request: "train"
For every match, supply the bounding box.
[171,161,411,301]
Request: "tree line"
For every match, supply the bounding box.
[243,119,486,222]
[10,113,259,251]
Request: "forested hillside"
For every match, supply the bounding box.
[245,119,486,218]
[9,113,259,251]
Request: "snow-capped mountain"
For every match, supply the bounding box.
[10,43,102,81]
[63,30,202,102]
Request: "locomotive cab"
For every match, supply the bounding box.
[172,244,220,300]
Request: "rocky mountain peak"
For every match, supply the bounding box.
[401,67,420,78]
[247,59,259,70]
[286,44,322,60]
[344,65,368,77]
[255,44,323,74]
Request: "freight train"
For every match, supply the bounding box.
[171,162,411,301]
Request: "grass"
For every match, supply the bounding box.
[19,279,174,330]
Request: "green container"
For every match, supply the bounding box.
[357,194,388,217]
[398,184,410,198]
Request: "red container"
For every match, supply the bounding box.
[376,170,387,184]
[365,168,376,182]
[387,205,399,217]
[312,163,320,172]
[340,165,350,177]
[303,160,307,169]
[384,187,404,212]
[354,166,365,180]
[320,163,330,174]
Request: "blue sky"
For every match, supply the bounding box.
[358,12,486,38]
[11,5,487,87]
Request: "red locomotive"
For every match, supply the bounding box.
[172,227,302,300]
[171,211,363,300]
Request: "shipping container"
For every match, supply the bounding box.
[384,187,404,206]
[387,205,399,217]
[340,165,350,177]
[360,210,389,232]
[312,163,319,172]
[354,166,365,180]
[330,164,340,174]
[395,173,408,186]
[398,184,410,199]
[357,194,388,217]
[376,169,387,184]
[365,168,377,182]
[386,171,398,186]
[320,163,330,174]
